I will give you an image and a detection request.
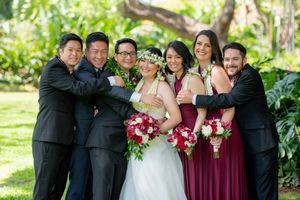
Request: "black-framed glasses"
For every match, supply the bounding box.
[117,51,137,58]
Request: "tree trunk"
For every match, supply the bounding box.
[253,0,273,50]
[121,0,235,47]
[286,0,295,53]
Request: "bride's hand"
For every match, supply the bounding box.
[157,117,166,125]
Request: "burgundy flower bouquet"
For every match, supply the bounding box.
[125,113,160,160]
[201,118,232,159]
[167,124,199,159]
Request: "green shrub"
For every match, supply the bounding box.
[266,73,300,187]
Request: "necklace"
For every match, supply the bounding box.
[105,58,139,91]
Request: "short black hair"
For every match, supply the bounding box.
[59,33,83,50]
[222,42,247,58]
[86,32,109,49]
[164,40,194,74]
[115,38,137,53]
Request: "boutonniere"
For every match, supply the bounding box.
[105,58,139,91]
[199,63,214,95]
[200,63,213,79]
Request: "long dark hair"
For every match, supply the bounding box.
[164,40,194,74]
[193,30,223,66]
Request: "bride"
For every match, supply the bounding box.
[120,47,187,200]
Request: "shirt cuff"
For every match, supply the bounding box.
[107,76,116,86]
[192,94,197,105]
[130,92,141,102]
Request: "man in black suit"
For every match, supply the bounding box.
[178,42,278,200]
[32,33,124,200]
[66,32,111,200]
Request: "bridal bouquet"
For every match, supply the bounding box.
[125,113,160,160]
[167,124,199,159]
[201,118,232,159]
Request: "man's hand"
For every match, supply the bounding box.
[140,94,163,107]
[114,76,125,87]
[177,90,193,104]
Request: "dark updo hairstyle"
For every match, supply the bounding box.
[164,40,194,74]
[192,29,223,66]
[145,46,163,57]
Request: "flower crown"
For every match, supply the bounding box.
[137,50,166,70]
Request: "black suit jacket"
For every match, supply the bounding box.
[32,56,112,145]
[195,64,278,154]
[86,71,136,153]
[74,58,135,147]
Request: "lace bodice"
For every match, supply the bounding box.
[132,78,166,120]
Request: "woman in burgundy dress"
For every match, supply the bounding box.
[164,41,207,200]
[192,30,248,200]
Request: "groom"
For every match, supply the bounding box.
[178,42,278,200]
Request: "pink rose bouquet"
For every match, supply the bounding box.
[201,118,232,159]
[125,113,160,160]
[167,124,199,159]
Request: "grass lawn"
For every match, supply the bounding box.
[0,92,299,199]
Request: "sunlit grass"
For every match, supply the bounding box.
[0,92,37,200]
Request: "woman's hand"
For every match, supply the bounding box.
[210,137,222,149]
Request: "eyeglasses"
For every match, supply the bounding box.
[117,51,137,58]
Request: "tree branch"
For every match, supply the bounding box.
[122,0,235,46]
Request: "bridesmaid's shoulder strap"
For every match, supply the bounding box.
[182,73,192,90]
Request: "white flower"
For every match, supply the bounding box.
[142,134,149,143]
[147,126,153,134]
[182,131,188,138]
[171,138,178,146]
[130,121,137,125]
[135,129,143,136]
[202,125,212,137]
[135,117,143,124]
[137,50,166,70]
[215,125,224,135]
[184,141,193,147]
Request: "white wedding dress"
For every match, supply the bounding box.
[119,78,187,200]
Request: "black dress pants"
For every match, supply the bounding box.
[246,146,278,200]
[89,148,127,200]
[32,141,71,200]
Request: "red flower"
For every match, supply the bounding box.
[134,136,143,144]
